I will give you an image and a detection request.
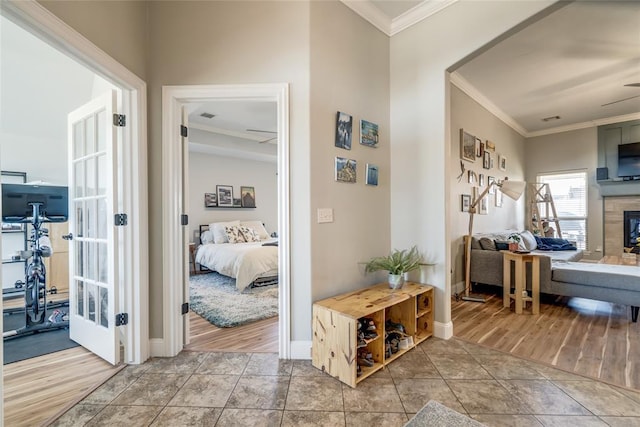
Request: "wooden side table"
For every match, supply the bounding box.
[501,251,540,314]
[188,243,197,275]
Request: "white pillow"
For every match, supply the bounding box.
[240,220,270,241]
[210,220,240,244]
[520,230,537,251]
[200,230,214,244]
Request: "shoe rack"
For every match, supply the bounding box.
[311,282,434,388]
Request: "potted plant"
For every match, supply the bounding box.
[507,233,521,252]
[365,246,422,289]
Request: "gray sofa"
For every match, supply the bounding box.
[469,231,640,322]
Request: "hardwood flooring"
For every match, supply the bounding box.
[453,288,640,390]
[185,312,279,353]
[3,346,122,426]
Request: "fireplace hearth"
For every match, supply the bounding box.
[624,210,640,254]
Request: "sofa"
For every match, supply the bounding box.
[468,230,640,322]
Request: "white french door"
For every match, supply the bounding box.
[67,90,120,364]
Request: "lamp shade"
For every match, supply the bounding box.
[498,180,526,201]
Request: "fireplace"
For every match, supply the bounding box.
[624,211,640,254]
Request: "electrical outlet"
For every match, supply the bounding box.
[317,208,333,223]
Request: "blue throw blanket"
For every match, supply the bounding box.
[535,236,577,251]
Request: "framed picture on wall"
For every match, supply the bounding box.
[365,163,379,186]
[240,186,256,208]
[460,129,476,162]
[483,151,491,169]
[499,154,507,171]
[479,174,485,187]
[204,192,217,208]
[335,157,357,183]
[495,189,503,207]
[360,120,379,148]
[488,176,496,194]
[216,185,234,207]
[461,194,471,212]
[335,111,353,150]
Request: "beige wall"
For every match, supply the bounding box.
[39,0,148,81]
[390,0,552,327]
[449,85,526,293]
[525,127,602,259]
[309,2,391,301]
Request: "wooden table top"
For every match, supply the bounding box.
[599,255,640,266]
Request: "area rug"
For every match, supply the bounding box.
[189,272,278,328]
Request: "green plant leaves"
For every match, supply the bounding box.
[364,246,422,275]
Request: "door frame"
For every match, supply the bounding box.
[0,2,149,365]
[162,84,291,358]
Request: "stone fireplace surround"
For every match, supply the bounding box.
[604,196,640,256]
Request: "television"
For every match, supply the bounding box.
[2,183,68,223]
[618,142,640,178]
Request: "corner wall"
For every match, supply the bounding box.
[449,85,526,293]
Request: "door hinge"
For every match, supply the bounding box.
[181,302,189,315]
[115,312,129,326]
[181,214,189,226]
[113,114,126,127]
[114,213,128,226]
[180,125,188,137]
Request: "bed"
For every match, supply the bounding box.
[195,222,278,292]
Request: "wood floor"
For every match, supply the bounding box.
[453,289,640,390]
[3,346,122,426]
[185,312,279,353]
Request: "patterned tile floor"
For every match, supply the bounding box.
[51,338,640,426]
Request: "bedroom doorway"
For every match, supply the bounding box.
[162,84,290,358]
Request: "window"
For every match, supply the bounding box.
[537,171,587,250]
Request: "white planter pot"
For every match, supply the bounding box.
[388,273,405,290]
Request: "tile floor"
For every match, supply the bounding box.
[52,338,640,426]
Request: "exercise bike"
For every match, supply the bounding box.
[2,184,69,340]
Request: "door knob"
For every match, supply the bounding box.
[62,233,73,241]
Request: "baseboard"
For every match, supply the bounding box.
[149,338,165,357]
[452,281,465,296]
[290,340,312,360]
[434,321,453,340]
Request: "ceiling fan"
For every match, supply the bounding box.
[601,83,640,107]
[246,129,277,143]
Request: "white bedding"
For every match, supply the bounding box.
[195,239,278,292]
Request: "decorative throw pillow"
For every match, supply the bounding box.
[200,230,214,245]
[211,220,241,244]
[494,240,509,251]
[225,225,246,243]
[240,220,270,241]
[479,237,497,251]
[520,230,538,251]
[239,226,260,242]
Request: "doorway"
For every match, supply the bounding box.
[162,84,290,358]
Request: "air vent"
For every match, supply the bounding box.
[200,112,215,119]
[541,115,561,122]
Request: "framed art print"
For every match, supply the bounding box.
[366,163,379,186]
[335,157,357,183]
[499,154,507,171]
[461,194,471,212]
[240,186,256,208]
[204,192,217,208]
[360,120,379,148]
[460,129,475,162]
[483,151,491,169]
[335,111,353,150]
[216,185,233,207]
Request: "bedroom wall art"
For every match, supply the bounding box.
[335,111,353,150]
[335,157,357,183]
[360,120,379,148]
[460,128,475,162]
[216,185,234,207]
[241,186,256,208]
[204,192,217,208]
[365,163,378,186]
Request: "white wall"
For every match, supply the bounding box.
[390,0,553,332]
[450,85,526,293]
[309,2,391,301]
[525,127,602,259]
[188,152,277,243]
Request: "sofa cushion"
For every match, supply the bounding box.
[479,238,497,251]
[495,240,509,251]
[520,230,537,251]
[552,261,640,292]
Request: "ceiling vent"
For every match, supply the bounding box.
[542,115,561,122]
[200,112,215,119]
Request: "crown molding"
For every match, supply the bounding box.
[390,0,458,36]
[340,1,391,36]
[527,112,640,138]
[450,72,528,137]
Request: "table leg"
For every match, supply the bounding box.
[514,258,523,314]
[503,257,511,308]
[532,257,540,315]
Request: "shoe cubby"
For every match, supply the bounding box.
[312,282,434,387]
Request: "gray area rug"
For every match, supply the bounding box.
[189,272,278,328]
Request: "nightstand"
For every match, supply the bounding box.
[189,243,197,275]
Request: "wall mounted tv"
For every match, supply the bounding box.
[618,142,640,178]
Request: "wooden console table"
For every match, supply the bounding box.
[502,251,540,314]
[312,282,433,387]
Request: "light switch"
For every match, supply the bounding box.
[317,208,334,223]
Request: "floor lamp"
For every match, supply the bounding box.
[463,179,526,302]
